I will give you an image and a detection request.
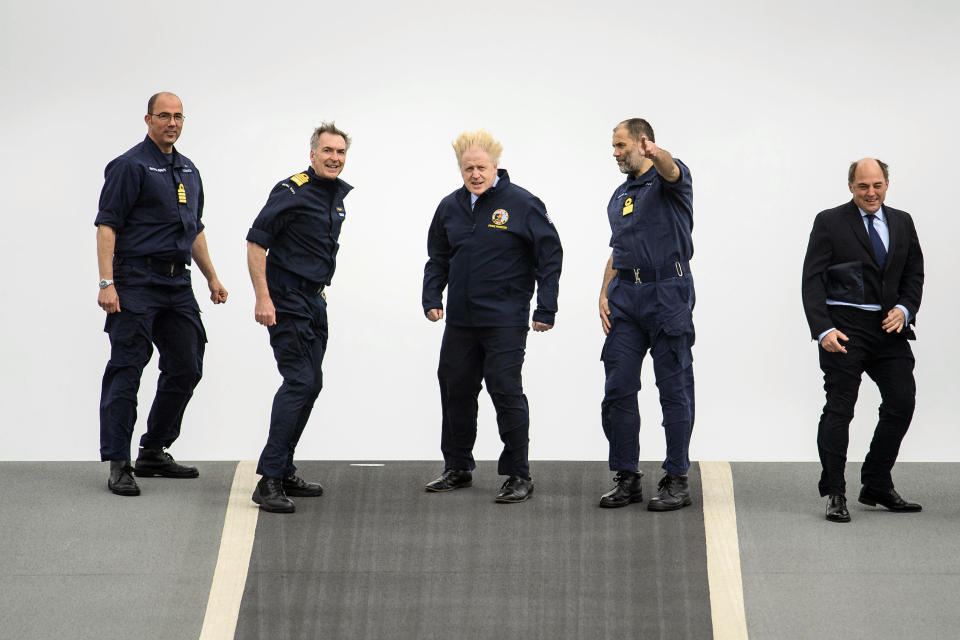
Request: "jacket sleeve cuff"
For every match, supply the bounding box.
[532,310,555,325]
[246,227,273,249]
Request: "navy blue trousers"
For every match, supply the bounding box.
[817,306,916,496]
[437,325,531,479]
[258,290,328,479]
[99,285,206,461]
[601,277,695,475]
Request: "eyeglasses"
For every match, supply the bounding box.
[150,112,185,123]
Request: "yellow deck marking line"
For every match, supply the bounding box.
[701,461,749,640]
[199,461,260,640]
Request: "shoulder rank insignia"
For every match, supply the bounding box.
[622,197,633,216]
[290,172,310,187]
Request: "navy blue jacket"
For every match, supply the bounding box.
[95,135,204,265]
[423,170,563,328]
[246,167,353,286]
[607,159,693,270]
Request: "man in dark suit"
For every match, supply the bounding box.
[802,158,924,523]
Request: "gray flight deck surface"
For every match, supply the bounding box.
[238,461,711,640]
[0,460,957,639]
[0,461,237,640]
[733,462,960,640]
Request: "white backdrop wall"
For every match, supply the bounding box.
[2,1,958,462]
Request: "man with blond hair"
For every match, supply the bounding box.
[246,122,352,513]
[422,130,563,503]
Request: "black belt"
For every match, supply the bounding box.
[115,256,187,277]
[617,260,690,284]
[268,265,325,296]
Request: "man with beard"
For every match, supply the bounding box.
[597,118,696,511]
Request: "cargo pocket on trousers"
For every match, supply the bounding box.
[660,308,695,369]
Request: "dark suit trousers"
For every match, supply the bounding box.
[817,306,916,496]
[437,325,531,479]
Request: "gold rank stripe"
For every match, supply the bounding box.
[178,183,187,203]
[290,172,310,186]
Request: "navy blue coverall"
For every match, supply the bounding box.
[96,135,207,462]
[422,170,563,479]
[601,159,696,475]
[247,167,352,480]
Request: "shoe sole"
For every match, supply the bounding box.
[495,487,534,503]
[598,494,643,508]
[252,492,295,513]
[108,484,141,496]
[133,467,199,479]
[424,482,472,493]
[646,496,693,512]
[826,514,851,523]
[284,489,324,497]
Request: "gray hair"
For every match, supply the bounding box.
[311,122,351,151]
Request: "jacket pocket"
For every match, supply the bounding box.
[824,261,865,304]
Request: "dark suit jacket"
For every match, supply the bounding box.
[802,200,924,341]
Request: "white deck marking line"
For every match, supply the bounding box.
[700,461,750,640]
[199,460,260,640]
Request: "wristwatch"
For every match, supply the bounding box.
[99,279,114,289]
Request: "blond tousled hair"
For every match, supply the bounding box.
[452,130,503,165]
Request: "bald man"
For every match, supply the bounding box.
[801,158,924,523]
[96,92,228,496]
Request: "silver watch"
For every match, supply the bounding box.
[99,279,114,289]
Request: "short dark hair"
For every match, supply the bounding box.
[311,122,351,151]
[615,118,655,143]
[848,158,889,184]
[147,92,180,114]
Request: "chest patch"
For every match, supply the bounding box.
[177,183,187,204]
[622,197,634,216]
[489,208,509,229]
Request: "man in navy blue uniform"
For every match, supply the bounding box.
[96,92,229,496]
[597,118,696,511]
[802,158,924,523]
[422,130,562,503]
[246,123,352,514]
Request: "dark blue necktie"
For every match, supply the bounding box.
[865,214,887,270]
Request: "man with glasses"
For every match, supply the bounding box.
[246,123,352,514]
[96,92,228,496]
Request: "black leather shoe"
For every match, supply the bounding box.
[424,469,473,492]
[599,470,643,508]
[858,486,922,512]
[134,448,199,478]
[495,476,534,503]
[283,474,323,497]
[647,474,692,511]
[252,477,295,513]
[826,494,850,523]
[108,461,141,496]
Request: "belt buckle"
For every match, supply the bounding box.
[633,268,642,284]
[168,263,175,277]
[675,261,683,277]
